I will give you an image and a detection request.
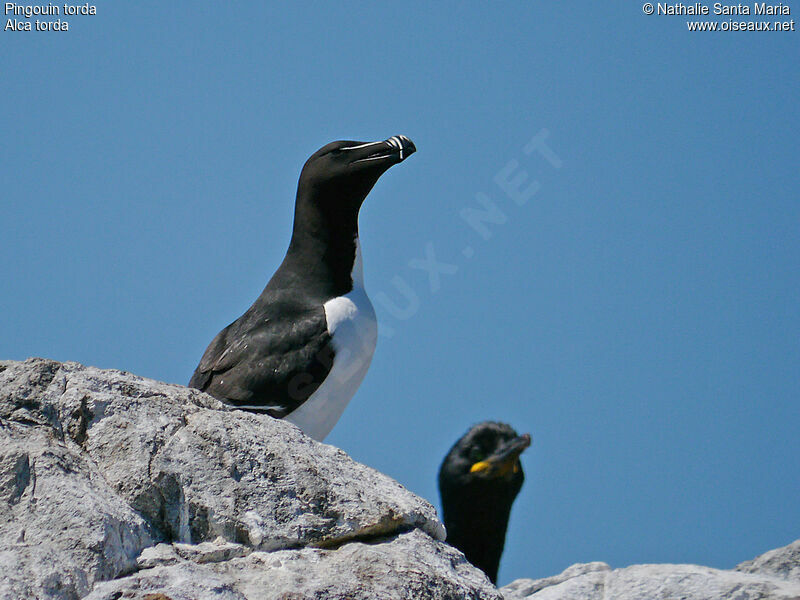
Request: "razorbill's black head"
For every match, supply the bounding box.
[300,135,416,206]
[189,135,416,441]
[285,135,416,297]
[438,421,531,584]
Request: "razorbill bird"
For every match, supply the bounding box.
[189,135,416,441]
[438,422,531,584]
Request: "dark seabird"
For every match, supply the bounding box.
[189,135,416,441]
[438,421,531,584]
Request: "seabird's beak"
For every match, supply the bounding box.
[470,433,532,478]
[386,135,416,161]
[348,135,416,166]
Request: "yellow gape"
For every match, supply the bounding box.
[470,461,491,473]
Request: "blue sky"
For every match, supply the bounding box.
[2,2,798,586]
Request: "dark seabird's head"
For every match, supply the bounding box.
[284,135,415,294]
[438,421,531,584]
[297,135,416,216]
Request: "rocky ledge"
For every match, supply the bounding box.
[2,358,797,600]
[500,539,800,600]
[0,358,499,599]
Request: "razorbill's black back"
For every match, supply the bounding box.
[438,422,531,584]
[189,135,416,440]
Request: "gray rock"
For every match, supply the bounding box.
[136,543,183,569]
[86,561,247,600]
[0,420,153,599]
[1,358,482,600]
[500,542,800,600]
[135,538,251,569]
[5,357,796,600]
[736,539,800,582]
[87,530,502,600]
[499,562,610,598]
